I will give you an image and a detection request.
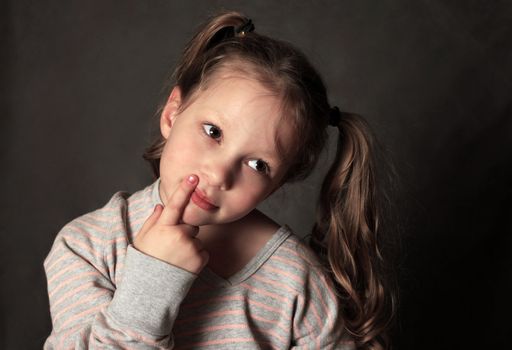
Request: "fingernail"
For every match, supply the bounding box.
[187,175,197,184]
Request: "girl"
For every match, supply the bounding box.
[44,11,395,350]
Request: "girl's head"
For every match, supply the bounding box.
[144,11,395,350]
[146,12,331,224]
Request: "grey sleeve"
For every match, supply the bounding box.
[108,244,198,339]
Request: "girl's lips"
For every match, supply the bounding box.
[191,189,218,211]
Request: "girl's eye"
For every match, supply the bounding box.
[202,123,222,140]
[248,159,270,175]
[202,122,271,176]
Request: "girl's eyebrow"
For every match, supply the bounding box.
[212,112,229,127]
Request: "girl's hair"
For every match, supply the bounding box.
[143,11,397,350]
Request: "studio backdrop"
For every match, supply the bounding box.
[1,1,511,349]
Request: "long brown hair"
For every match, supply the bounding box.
[143,10,397,349]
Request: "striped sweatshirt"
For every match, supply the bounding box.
[44,177,355,349]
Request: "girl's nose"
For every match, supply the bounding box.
[203,158,235,191]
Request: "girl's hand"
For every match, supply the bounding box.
[133,175,210,274]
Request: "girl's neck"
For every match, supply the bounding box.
[196,209,280,254]
[195,209,281,279]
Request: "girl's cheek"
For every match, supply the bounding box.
[168,136,200,161]
[239,180,268,203]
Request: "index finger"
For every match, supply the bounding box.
[158,175,198,225]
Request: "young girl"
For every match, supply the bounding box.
[44,11,395,350]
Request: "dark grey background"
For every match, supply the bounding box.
[2,0,511,349]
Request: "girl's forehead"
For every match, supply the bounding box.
[193,76,284,122]
[200,74,279,103]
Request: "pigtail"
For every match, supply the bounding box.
[310,112,396,349]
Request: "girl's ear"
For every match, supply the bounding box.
[160,86,182,140]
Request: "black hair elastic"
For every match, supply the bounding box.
[206,18,255,51]
[236,19,255,36]
[207,26,236,50]
[328,106,342,127]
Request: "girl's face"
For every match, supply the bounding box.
[158,73,295,227]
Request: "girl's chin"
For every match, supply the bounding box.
[180,205,218,226]
[181,205,245,227]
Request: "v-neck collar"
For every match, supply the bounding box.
[198,225,291,287]
[150,177,293,287]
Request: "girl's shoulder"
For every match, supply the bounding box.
[56,180,158,244]
[45,181,158,286]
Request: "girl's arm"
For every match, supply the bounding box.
[43,197,197,349]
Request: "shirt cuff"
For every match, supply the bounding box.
[108,244,198,336]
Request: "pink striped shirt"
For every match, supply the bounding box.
[44,178,355,349]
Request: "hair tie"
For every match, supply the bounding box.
[236,18,255,36]
[206,18,255,51]
[207,26,235,50]
[328,106,342,127]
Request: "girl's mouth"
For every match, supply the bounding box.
[191,189,218,211]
